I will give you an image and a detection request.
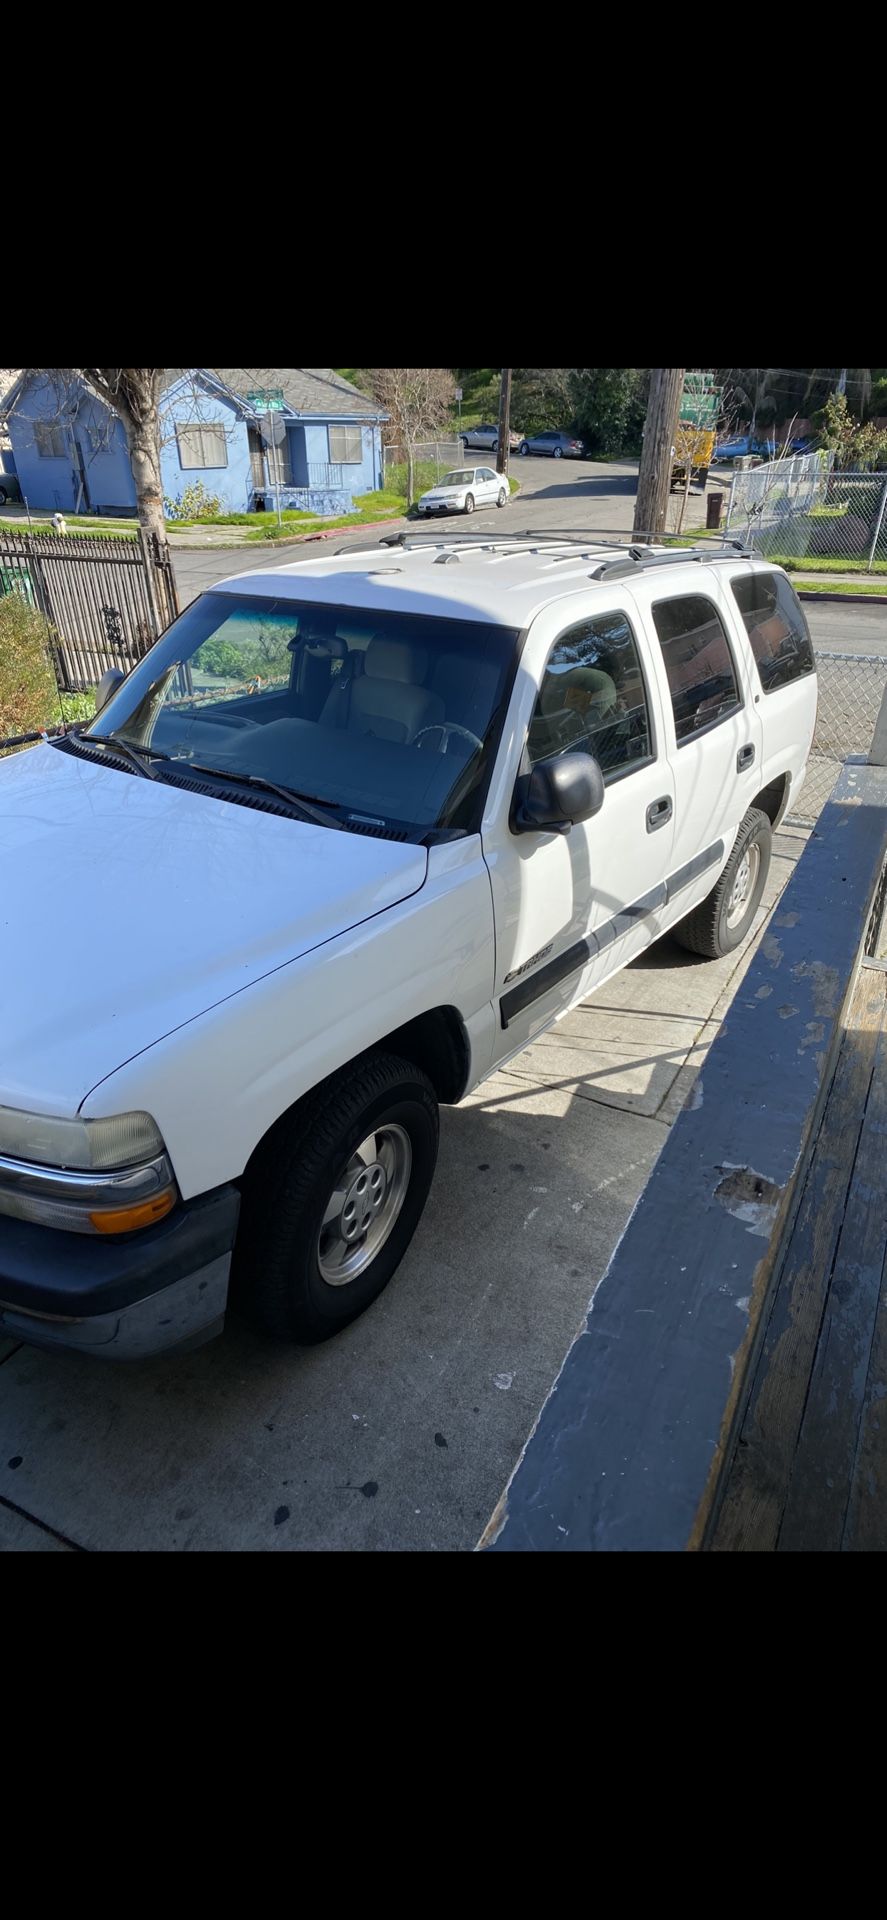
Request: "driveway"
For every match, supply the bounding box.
[0,823,806,1553]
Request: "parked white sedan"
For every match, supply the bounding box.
[416,466,509,517]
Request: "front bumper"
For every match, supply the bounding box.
[0,1183,240,1360]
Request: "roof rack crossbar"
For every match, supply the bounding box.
[589,540,750,581]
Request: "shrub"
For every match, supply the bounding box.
[0,590,59,745]
[163,482,222,521]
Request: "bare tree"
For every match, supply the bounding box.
[1,366,168,539]
[75,369,167,540]
[633,368,684,540]
[367,368,455,505]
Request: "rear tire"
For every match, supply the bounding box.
[553,445,563,459]
[672,808,772,959]
[0,488,7,506]
[497,488,507,507]
[233,1052,439,1344]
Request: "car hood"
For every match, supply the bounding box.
[422,485,466,499]
[0,744,428,1115]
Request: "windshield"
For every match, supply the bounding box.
[440,471,474,487]
[82,591,518,841]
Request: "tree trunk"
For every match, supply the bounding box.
[406,441,415,507]
[633,368,684,540]
[123,411,166,542]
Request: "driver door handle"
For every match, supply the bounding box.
[646,796,673,833]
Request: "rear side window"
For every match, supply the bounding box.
[651,593,741,744]
[528,610,653,776]
[729,570,816,693]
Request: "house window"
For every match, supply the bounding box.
[529,610,654,777]
[34,423,68,458]
[176,422,228,470]
[328,425,363,465]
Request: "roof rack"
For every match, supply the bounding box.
[588,540,750,581]
[336,528,752,567]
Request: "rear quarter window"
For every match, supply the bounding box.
[729,570,816,694]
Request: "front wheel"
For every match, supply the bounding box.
[672,808,772,959]
[234,1052,439,1343]
[497,487,507,507]
[519,442,529,456]
[464,493,475,514]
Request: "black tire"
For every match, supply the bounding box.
[553,445,563,459]
[0,488,7,506]
[464,493,475,514]
[672,808,772,959]
[519,442,529,456]
[234,1052,439,1344]
[497,487,507,507]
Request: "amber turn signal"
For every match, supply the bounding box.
[89,1189,176,1235]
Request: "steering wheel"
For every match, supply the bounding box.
[414,722,484,755]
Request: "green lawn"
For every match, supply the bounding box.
[766,552,887,576]
[0,517,137,541]
[792,578,887,598]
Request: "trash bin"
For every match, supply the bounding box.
[706,492,724,532]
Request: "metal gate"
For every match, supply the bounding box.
[0,528,179,690]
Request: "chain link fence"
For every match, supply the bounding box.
[382,440,465,499]
[788,651,887,825]
[727,456,887,575]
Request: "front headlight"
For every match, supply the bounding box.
[0,1107,177,1235]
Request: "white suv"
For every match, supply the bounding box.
[0,534,817,1359]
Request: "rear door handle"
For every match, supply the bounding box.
[646,796,673,832]
[737,743,756,771]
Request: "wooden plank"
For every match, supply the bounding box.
[711,965,886,1552]
[842,1260,887,1550]
[777,987,887,1549]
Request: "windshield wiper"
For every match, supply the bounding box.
[70,732,172,782]
[184,763,343,831]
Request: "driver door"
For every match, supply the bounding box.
[482,600,675,1067]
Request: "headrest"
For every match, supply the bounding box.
[365,637,427,684]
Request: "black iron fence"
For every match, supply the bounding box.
[0,528,179,691]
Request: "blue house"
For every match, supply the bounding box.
[1,367,387,519]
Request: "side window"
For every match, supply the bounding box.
[729,570,816,693]
[651,593,741,744]
[528,610,653,777]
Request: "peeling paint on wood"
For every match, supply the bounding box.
[479,765,887,1554]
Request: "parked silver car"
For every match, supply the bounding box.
[517,430,586,459]
[460,422,522,453]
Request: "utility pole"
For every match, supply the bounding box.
[496,368,512,478]
[633,367,685,541]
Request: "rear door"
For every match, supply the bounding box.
[720,563,818,811]
[482,596,675,1066]
[624,576,764,919]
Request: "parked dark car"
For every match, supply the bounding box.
[517,430,586,459]
[0,466,21,506]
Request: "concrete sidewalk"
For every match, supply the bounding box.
[0,825,805,1553]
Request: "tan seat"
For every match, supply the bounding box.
[320,637,443,746]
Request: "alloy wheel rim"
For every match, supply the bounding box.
[726,843,760,929]
[317,1125,412,1285]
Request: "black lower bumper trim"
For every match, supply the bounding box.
[0,1184,240,1320]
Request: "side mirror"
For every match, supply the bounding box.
[512,750,605,835]
[94,667,125,713]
